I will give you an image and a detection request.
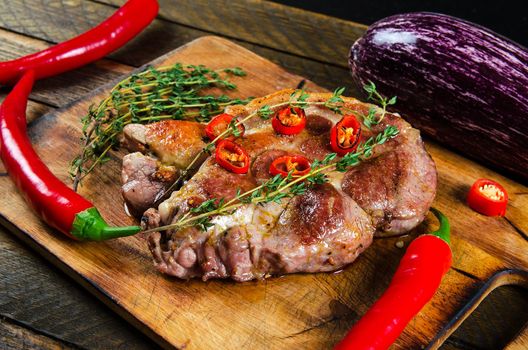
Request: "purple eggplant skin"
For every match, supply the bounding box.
[349,12,528,183]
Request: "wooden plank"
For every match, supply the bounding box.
[0,36,526,349]
[0,0,177,67]
[152,0,366,66]
[0,28,131,107]
[505,324,528,350]
[0,0,115,43]
[0,316,77,350]
[0,0,207,68]
[1,0,366,68]
[14,100,53,123]
[0,1,359,95]
[102,0,366,68]
[0,227,157,349]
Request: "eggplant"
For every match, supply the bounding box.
[349,12,528,182]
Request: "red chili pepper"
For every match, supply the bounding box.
[0,71,140,240]
[269,155,311,178]
[334,208,452,350]
[0,0,159,86]
[205,113,245,142]
[215,139,250,174]
[271,107,306,135]
[330,115,361,156]
[467,178,508,216]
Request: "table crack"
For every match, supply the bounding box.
[503,216,528,242]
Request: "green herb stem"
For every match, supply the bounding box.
[143,124,399,234]
[362,81,397,128]
[71,63,250,190]
[154,98,333,202]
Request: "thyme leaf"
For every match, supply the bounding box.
[228,118,242,137]
[143,124,399,234]
[324,87,346,114]
[70,64,251,190]
[257,105,273,120]
[289,88,309,108]
[362,81,397,128]
[153,85,398,208]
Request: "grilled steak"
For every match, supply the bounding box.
[121,152,178,217]
[121,90,437,282]
[121,120,209,214]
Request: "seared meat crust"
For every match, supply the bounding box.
[123,89,437,281]
[148,184,374,282]
[121,121,207,214]
[342,115,437,233]
[123,120,206,167]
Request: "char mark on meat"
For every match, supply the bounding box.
[341,115,437,234]
[121,120,209,215]
[149,184,374,282]
[123,89,437,281]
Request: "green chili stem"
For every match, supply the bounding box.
[429,208,451,245]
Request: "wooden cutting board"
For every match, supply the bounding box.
[0,36,527,350]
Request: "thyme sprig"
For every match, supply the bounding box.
[151,88,348,204]
[70,63,251,190]
[362,81,397,129]
[143,124,399,234]
[324,87,346,114]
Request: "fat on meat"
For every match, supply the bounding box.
[121,90,437,281]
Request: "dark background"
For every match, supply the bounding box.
[270,0,528,47]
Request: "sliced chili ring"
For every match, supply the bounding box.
[215,139,250,174]
[467,178,508,216]
[271,107,306,135]
[330,115,361,156]
[269,155,311,178]
[205,113,245,142]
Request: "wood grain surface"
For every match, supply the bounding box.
[0,317,77,350]
[0,1,527,349]
[100,0,368,67]
[440,283,528,350]
[0,0,360,95]
[0,1,359,347]
[0,225,154,349]
[0,35,527,349]
[506,324,528,350]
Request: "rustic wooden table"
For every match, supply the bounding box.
[0,1,526,349]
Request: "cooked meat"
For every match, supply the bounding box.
[149,184,373,282]
[142,208,162,229]
[121,120,208,216]
[121,124,147,153]
[123,120,207,168]
[123,89,437,282]
[121,152,177,217]
[341,115,437,233]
